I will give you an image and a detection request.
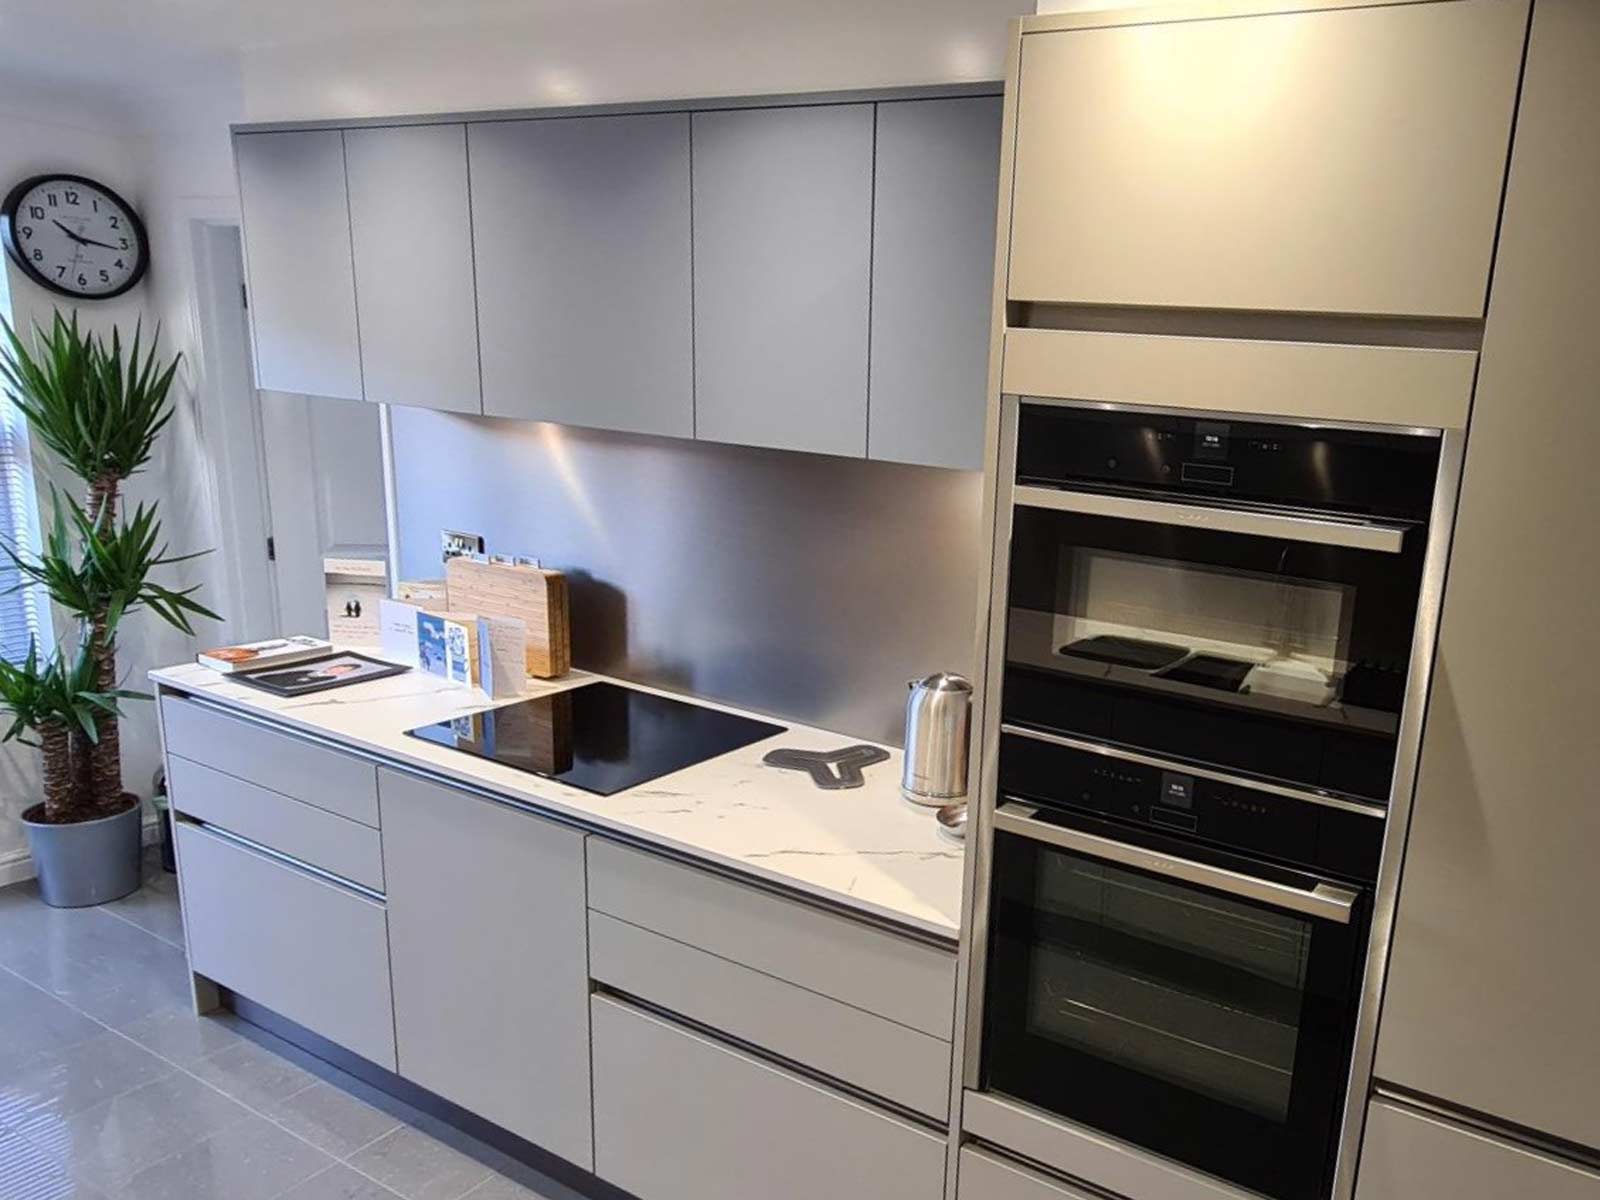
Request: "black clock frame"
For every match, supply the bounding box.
[1,173,150,300]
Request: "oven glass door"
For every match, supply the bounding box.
[982,806,1368,1200]
[1003,489,1428,803]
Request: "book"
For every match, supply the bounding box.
[197,636,333,674]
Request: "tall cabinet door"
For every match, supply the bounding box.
[235,130,362,399]
[1007,0,1527,316]
[379,769,592,1167]
[868,96,1002,471]
[471,114,693,437]
[1374,0,1600,1152]
[345,124,482,414]
[692,104,874,458]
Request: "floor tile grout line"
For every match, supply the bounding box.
[6,887,506,1200]
[336,1120,407,1164]
[0,958,352,1189]
[262,1160,406,1200]
[95,900,187,951]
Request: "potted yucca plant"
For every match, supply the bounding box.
[0,312,218,906]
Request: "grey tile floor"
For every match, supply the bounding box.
[0,849,585,1200]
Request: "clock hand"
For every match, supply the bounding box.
[51,219,88,245]
[78,235,120,251]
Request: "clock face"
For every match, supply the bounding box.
[1,175,148,299]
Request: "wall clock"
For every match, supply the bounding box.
[1,174,148,299]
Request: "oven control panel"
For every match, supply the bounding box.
[999,729,1381,882]
[1013,402,1442,521]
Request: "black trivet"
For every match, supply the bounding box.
[763,745,891,790]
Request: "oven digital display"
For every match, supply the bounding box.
[1159,771,1195,810]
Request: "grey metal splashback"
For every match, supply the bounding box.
[389,410,983,744]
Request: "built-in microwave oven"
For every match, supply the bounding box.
[970,399,1460,1200]
[1003,402,1442,810]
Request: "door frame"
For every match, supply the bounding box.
[187,213,281,641]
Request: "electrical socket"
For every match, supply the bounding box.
[441,529,485,563]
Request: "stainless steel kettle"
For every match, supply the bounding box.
[902,672,972,806]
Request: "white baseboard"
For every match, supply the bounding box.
[0,816,164,889]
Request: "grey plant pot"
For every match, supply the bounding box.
[21,799,143,908]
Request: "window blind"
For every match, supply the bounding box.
[0,277,43,664]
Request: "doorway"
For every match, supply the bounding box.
[191,221,388,643]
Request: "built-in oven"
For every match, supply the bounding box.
[983,796,1369,1200]
[971,399,1459,1200]
[1002,403,1442,809]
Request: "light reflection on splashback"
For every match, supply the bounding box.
[390,410,984,744]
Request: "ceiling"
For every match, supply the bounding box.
[0,0,1028,127]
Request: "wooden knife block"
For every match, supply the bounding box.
[444,559,572,678]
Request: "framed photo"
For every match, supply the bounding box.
[233,652,410,698]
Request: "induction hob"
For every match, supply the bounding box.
[405,681,786,797]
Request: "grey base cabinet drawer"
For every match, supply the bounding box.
[169,756,383,892]
[959,1148,1098,1200]
[176,822,396,1070]
[160,696,378,826]
[588,839,955,1038]
[592,995,945,1200]
[1356,1100,1600,1200]
[590,911,950,1119]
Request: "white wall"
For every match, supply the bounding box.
[0,83,232,875]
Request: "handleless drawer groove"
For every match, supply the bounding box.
[589,911,950,1119]
[587,838,956,1039]
[176,821,396,1070]
[168,755,383,892]
[160,694,379,826]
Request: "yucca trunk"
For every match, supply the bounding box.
[85,474,124,808]
[39,719,78,822]
[86,473,119,526]
[86,614,123,808]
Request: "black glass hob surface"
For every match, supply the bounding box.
[406,681,786,797]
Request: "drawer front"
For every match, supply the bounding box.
[959,1148,1099,1200]
[591,995,945,1200]
[1356,1100,1600,1200]
[590,912,950,1119]
[587,839,955,1038]
[169,756,383,892]
[160,695,378,827]
[380,769,593,1168]
[176,822,397,1070]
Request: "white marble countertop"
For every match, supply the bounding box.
[149,661,964,940]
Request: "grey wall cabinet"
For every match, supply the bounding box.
[379,769,592,1167]
[235,130,363,400]
[235,88,1000,461]
[1355,1100,1600,1200]
[1006,0,1527,317]
[869,96,1002,471]
[470,114,693,437]
[691,104,875,458]
[345,124,482,414]
[1374,0,1600,1152]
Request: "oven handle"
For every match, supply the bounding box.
[994,801,1362,924]
[1013,485,1407,554]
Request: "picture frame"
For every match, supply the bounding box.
[232,651,411,698]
